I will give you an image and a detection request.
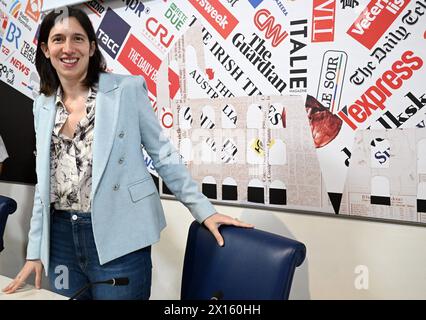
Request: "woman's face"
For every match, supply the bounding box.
[41,17,95,84]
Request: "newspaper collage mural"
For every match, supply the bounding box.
[0,0,425,224]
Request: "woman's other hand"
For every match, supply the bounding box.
[203,213,254,246]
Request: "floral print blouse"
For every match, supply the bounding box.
[50,84,98,212]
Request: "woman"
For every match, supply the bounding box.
[2,7,252,299]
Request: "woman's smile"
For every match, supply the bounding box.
[60,57,79,68]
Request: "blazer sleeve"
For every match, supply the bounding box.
[135,76,216,223]
[26,99,44,260]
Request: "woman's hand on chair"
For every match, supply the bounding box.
[203,213,254,246]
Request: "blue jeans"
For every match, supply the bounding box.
[48,209,152,300]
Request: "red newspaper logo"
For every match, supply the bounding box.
[188,0,238,39]
[338,50,423,130]
[146,17,174,49]
[311,0,336,43]
[118,34,161,96]
[117,34,180,99]
[254,8,288,47]
[347,0,410,50]
[25,0,43,23]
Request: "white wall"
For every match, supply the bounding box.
[1,182,426,299]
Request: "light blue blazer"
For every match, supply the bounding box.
[27,72,216,274]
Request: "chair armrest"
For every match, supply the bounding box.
[0,195,17,216]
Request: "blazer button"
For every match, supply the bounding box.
[119,131,125,138]
[113,184,120,191]
[118,157,125,164]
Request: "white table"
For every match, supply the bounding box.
[0,275,68,300]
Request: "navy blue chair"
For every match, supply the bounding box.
[181,221,306,300]
[0,195,17,252]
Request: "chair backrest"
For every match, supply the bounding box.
[181,221,306,300]
[0,195,17,252]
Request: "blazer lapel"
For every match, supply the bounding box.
[91,73,120,200]
[37,96,56,205]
